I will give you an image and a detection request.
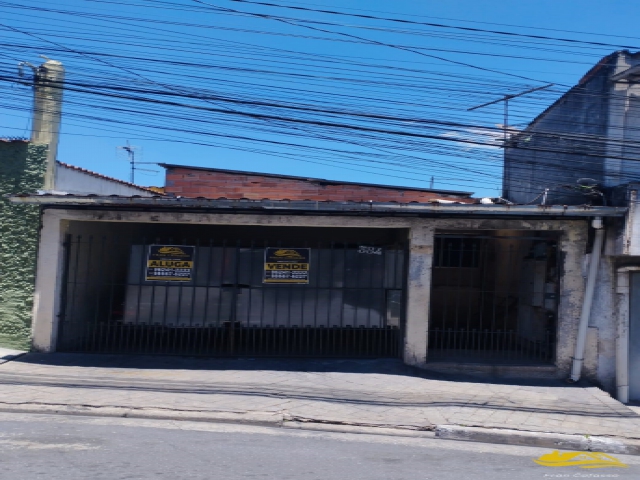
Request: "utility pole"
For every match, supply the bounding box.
[26,57,65,190]
[467,84,554,146]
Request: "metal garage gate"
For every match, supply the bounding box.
[57,229,406,357]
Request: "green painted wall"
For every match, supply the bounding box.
[0,141,47,349]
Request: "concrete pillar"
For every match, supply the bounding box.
[404,224,435,366]
[31,59,64,191]
[31,210,66,351]
[555,222,588,374]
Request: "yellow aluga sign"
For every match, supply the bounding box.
[145,245,195,282]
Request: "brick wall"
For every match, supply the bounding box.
[164,167,473,203]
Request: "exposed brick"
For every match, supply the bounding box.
[163,167,474,203]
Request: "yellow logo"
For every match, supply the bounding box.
[533,451,628,469]
[158,246,187,256]
[273,249,304,259]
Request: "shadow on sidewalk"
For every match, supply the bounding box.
[0,354,634,416]
[2,352,601,388]
[7,352,566,386]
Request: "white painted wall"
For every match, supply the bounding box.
[55,164,155,196]
[31,208,587,380]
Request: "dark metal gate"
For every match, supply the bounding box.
[428,233,558,364]
[57,231,406,357]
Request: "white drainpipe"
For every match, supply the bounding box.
[569,216,604,382]
[614,266,638,403]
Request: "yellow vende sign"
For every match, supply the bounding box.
[263,248,310,284]
[145,245,195,282]
[265,263,310,270]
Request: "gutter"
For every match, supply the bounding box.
[6,195,627,217]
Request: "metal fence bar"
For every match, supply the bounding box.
[428,234,558,365]
[57,233,406,358]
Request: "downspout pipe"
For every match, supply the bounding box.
[614,266,637,404]
[569,216,605,382]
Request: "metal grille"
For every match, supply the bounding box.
[57,233,406,357]
[428,234,558,364]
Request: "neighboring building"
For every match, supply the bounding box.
[0,58,156,350]
[503,50,640,403]
[0,139,47,349]
[56,162,158,197]
[504,50,640,206]
[0,140,157,350]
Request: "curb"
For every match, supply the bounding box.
[283,421,436,438]
[435,425,640,456]
[0,404,282,427]
[1,403,639,456]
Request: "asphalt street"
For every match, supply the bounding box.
[0,412,637,480]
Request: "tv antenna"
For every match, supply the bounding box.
[467,84,554,146]
[116,141,157,183]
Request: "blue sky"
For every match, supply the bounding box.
[1,0,639,196]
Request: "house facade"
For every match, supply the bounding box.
[9,165,625,385]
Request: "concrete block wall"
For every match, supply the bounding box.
[164,167,474,203]
[0,141,47,349]
[503,53,614,205]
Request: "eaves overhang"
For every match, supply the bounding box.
[6,194,627,218]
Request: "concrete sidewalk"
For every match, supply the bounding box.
[0,354,638,453]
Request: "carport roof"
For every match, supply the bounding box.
[6,193,627,217]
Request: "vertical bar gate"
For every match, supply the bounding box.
[57,233,406,357]
[428,233,558,364]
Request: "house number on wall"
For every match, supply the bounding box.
[358,246,382,255]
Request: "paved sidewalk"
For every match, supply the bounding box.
[0,347,26,365]
[0,354,638,441]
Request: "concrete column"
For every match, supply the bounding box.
[31,210,66,352]
[31,59,64,191]
[555,222,588,374]
[404,224,435,366]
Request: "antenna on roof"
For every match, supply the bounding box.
[117,141,157,183]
